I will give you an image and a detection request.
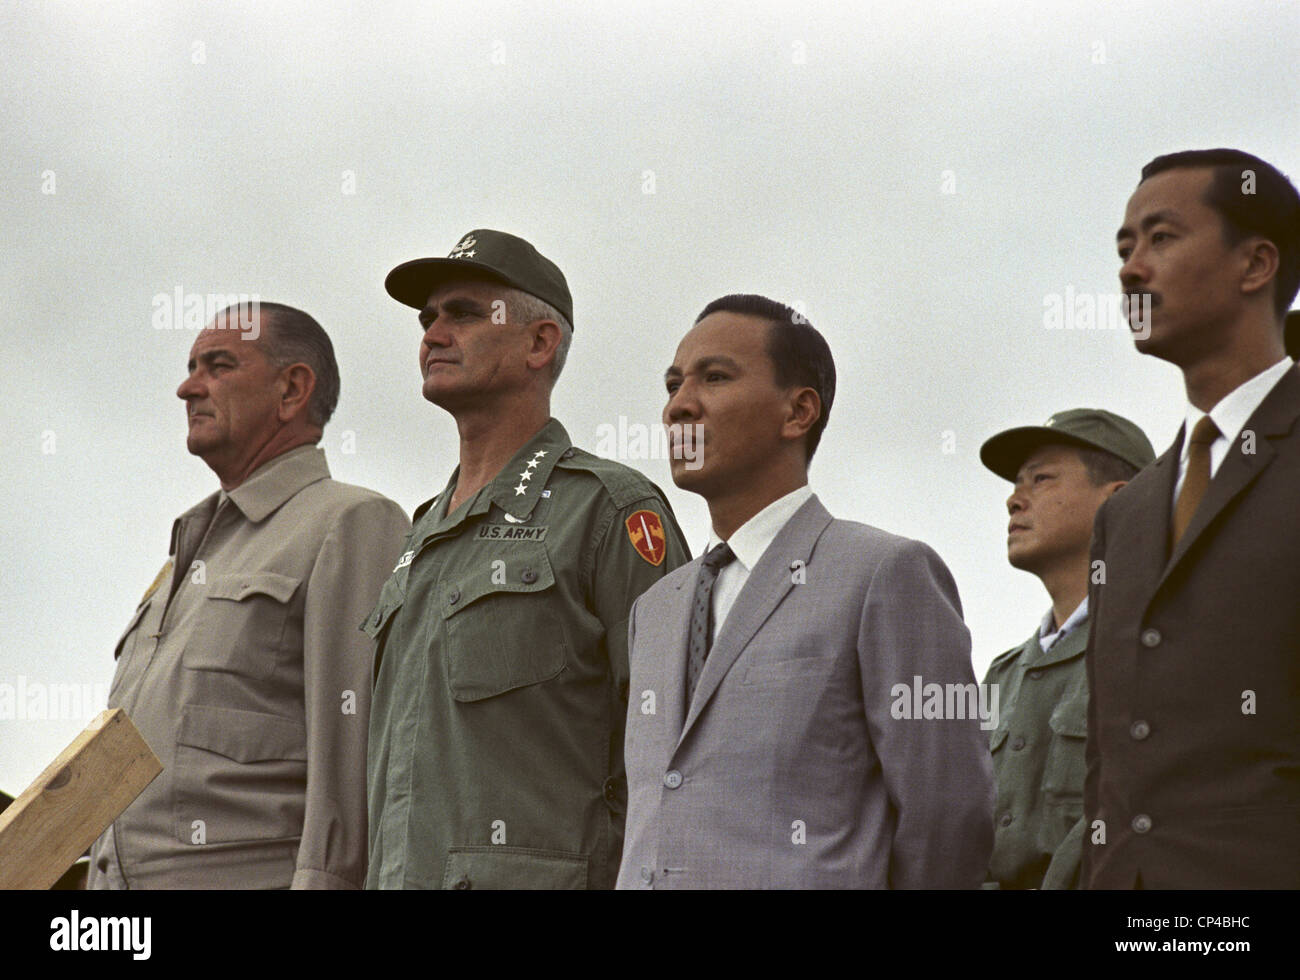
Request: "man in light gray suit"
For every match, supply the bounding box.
[616,294,994,889]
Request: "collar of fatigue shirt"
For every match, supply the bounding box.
[481,416,572,522]
[1037,595,1088,654]
[223,444,331,523]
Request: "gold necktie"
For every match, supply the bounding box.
[1171,415,1221,547]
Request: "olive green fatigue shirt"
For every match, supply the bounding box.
[86,446,409,889]
[364,418,690,889]
[982,617,1089,889]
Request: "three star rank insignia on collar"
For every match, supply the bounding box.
[625,510,667,566]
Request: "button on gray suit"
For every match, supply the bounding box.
[617,494,994,888]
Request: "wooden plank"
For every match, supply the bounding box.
[0,708,162,889]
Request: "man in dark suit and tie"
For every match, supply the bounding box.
[1085,148,1300,888]
[616,294,993,889]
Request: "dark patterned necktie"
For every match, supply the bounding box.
[1171,415,1221,547]
[685,542,737,703]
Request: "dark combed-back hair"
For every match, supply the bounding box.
[1140,149,1300,318]
[694,293,836,464]
[220,301,341,428]
[1076,446,1139,487]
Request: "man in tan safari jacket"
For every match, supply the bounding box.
[87,301,408,889]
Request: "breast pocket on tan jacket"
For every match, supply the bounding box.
[438,545,567,702]
[108,599,155,704]
[173,703,308,845]
[187,572,301,680]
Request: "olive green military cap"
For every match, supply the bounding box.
[385,228,574,328]
[980,408,1156,483]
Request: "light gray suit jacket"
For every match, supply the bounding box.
[616,495,994,889]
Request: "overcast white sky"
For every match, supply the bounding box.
[2,0,1297,791]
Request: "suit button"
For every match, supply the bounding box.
[1130,720,1151,740]
[1027,669,1043,680]
[1132,814,1152,834]
[521,567,538,585]
[663,770,683,789]
[1140,628,1162,648]
[452,875,472,889]
[96,857,108,872]
[999,812,1013,828]
[602,777,621,805]
[1011,736,1026,751]
[448,588,461,605]
[640,866,654,883]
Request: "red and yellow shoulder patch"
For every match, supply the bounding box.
[625,510,667,566]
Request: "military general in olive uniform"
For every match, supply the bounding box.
[365,230,690,889]
[978,410,1153,889]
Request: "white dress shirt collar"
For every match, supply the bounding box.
[705,484,814,571]
[1179,358,1293,471]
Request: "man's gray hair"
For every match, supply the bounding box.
[221,301,341,428]
[508,288,573,382]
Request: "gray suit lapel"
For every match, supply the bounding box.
[676,494,833,748]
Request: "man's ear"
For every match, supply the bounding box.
[525,319,562,373]
[277,363,318,424]
[783,387,821,443]
[1107,479,1128,497]
[1239,237,1280,303]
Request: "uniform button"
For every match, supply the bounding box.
[602,777,620,805]
[1132,814,1152,834]
[521,568,538,585]
[1140,628,1162,648]
[1027,669,1043,680]
[1130,720,1151,740]
[560,448,575,460]
[452,875,472,889]
[448,588,461,605]
[663,770,683,789]
[1011,736,1026,751]
[640,866,654,883]
[999,812,1013,828]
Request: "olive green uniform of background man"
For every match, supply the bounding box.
[365,230,689,889]
[979,410,1153,889]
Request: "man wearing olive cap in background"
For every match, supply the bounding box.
[364,230,690,889]
[979,409,1154,889]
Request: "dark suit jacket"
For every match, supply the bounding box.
[1083,364,1300,888]
[617,495,994,888]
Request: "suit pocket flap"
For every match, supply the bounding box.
[441,846,588,889]
[179,704,307,763]
[207,572,300,604]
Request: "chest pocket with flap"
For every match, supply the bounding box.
[439,544,567,701]
[1042,696,1088,802]
[188,571,301,680]
[362,576,407,682]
